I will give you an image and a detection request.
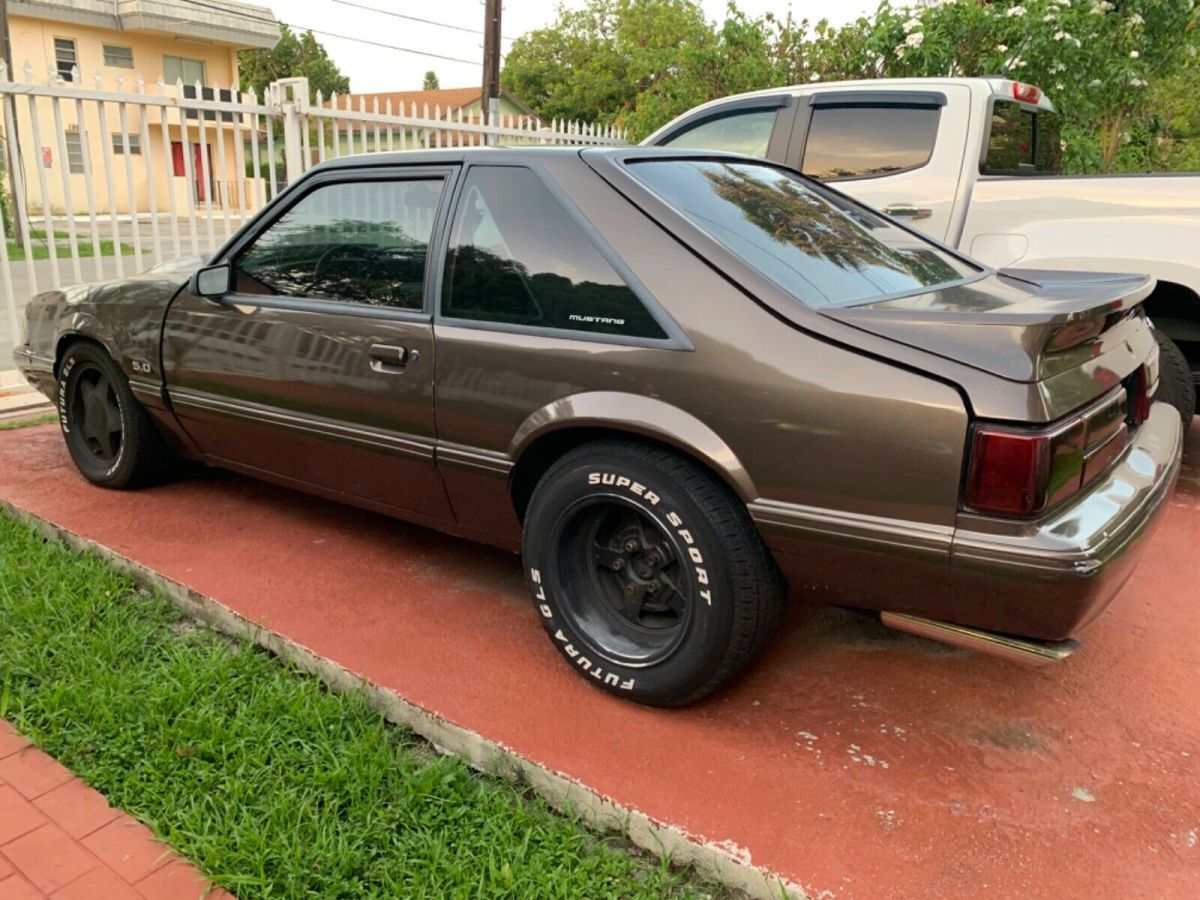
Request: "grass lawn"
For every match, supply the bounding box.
[4,228,134,261]
[0,509,732,898]
[0,413,57,431]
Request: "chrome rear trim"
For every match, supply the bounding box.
[880,611,1079,666]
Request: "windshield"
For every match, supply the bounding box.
[629,159,979,309]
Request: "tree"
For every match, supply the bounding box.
[771,1,1200,172]
[238,23,350,102]
[423,71,440,90]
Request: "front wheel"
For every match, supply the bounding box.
[522,440,785,707]
[58,341,175,488]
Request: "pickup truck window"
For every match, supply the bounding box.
[802,105,939,180]
[660,108,777,158]
[632,159,977,309]
[982,101,1062,175]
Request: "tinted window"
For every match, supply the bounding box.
[442,166,666,339]
[661,108,778,158]
[983,102,1062,175]
[235,179,443,310]
[632,159,977,309]
[802,105,939,180]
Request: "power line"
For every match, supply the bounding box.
[177,0,481,65]
[331,0,515,41]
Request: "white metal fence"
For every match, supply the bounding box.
[0,65,626,367]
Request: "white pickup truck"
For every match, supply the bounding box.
[645,77,1198,420]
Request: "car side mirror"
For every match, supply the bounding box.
[194,263,232,299]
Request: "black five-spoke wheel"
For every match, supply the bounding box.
[70,367,124,465]
[558,499,693,667]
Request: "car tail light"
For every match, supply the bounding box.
[964,387,1130,518]
[1012,81,1042,104]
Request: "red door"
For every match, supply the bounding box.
[170,141,214,202]
[193,144,213,202]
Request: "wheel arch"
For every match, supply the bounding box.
[507,391,758,522]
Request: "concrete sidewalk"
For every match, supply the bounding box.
[0,721,228,899]
[0,423,1197,898]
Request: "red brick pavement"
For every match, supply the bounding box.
[0,721,229,900]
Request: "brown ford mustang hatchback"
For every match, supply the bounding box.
[14,148,1183,706]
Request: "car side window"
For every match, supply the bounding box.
[801,105,940,180]
[234,178,444,310]
[441,166,667,339]
[659,108,777,158]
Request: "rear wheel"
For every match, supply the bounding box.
[522,439,785,707]
[1155,331,1195,424]
[58,342,175,488]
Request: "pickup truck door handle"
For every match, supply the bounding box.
[883,204,933,220]
[368,343,418,374]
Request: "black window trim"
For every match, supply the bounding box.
[214,164,460,321]
[653,94,792,150]
[808,90,947,109]
[432,159,691,350]
[977,95,1060,178]
[795,93,946,183]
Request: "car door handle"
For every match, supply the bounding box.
[369,343,418,374]
[882,204,933,220]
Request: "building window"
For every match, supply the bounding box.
[112,133,142,155]
[64,132,85,173]
[103,44,134,69]
[163,55,206,87]
[54,38,78,82]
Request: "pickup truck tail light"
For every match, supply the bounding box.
[1011,81,1042,104]
[965,387,1130,518]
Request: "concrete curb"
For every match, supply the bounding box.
[1,498,807,900]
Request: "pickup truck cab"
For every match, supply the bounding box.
[645,77,1198,420]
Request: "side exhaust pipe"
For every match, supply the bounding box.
[881,612,1079,666]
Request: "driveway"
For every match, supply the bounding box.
[0,422,1197,898]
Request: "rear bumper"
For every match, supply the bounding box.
[755,400,1183,642]
[943,400,1182,639]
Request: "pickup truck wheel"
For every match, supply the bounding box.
[1154,331,1195,423]
[58,342,175,488]
[522,440,784,707]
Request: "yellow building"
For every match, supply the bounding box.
[6,0,280,215]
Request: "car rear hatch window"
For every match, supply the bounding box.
[628,159,979,309]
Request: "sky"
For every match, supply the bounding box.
[266,1,875,95]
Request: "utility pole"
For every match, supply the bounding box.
[0,0,24,244]
[481,0,501,129]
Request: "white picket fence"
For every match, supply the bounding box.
[0,64,625,365]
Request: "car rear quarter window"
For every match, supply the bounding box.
[234,178,444,310]
[441,166,667,339]
[801,105,939,180]
[631,159,977,309]
[983,101,1063,175]
[659,108,778,158]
